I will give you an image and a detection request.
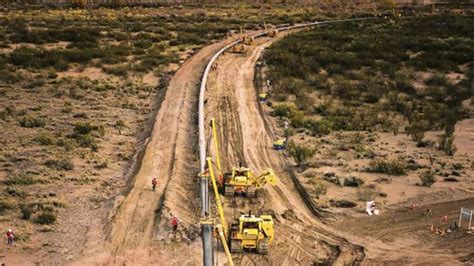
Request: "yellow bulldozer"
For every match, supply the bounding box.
[223,167,277,197]
[229,212,274,254]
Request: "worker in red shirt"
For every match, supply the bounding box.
[151,177,157,191]
[6,229,14,246]
[171,215,181,232]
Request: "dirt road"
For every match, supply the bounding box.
[205,37,364,265]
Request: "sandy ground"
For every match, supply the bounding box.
[205,36,364,265]
[39,37,240,265]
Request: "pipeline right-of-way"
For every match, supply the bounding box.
[198,17,378,266]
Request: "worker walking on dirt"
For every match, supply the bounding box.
[151,177,158,191]
[171,215,181,232]
[6,229,14,246]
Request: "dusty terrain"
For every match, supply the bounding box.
[1,4,472,265]
[205,36,364,265]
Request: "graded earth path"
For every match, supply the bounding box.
[205,37,364,265]
[74,38,237,265]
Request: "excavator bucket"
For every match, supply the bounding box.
[252,169,278,188]
[264,169,278,186]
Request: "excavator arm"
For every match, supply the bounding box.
[251,169,278,189]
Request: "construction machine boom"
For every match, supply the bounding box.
[250,168,278,189]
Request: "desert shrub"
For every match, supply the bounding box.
[25,78,46,89]
[304,118,333,136]
[71,122,105,151]
[4,175,37,186]
[368,158,407,175]
[439,133,457,156]
[0,200,14,214]
[20,205,32,220]
[172,32,205,46]
[313,180,327,198]
[272,104,292,117]
[115,120,126,134]
[47,70,58,79]
[0,69,21,84]
[288,141,315,166]
[5,187,27,198]
[419,171,436,187]
[45,159,74,171]
[73,122,103,136]
[34,210,56,225]
[290,111,305,128]
[102,64,128,76]
[19,116,45,128]
[343,176,364,187]
[34,134,54,145]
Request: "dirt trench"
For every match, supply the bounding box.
[205,37,365,265]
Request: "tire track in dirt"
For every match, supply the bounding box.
[205,37,365,265]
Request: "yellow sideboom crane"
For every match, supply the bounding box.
[206,157,234,266]
[210,118,279,197]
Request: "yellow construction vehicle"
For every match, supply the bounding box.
[209,119,278,197]
[228,43,246,54]
[206,158,275,255]
[273,138,287,150]
[264,22,277,38]
[223,167,277,197]
[239,27,254,45]
[258,92,268,102]
[229,212,274,254]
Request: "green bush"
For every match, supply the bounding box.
[34,210,57,225]
[288,141,315,166]
[272,104,292,117]
[368,158,407,175]
[0,200,14,214]
[4,175,37,186]
[20,205,32,220]
[34,134,54,145]
[19,116,45,128]
[102,64,128,77]
[313,180,327,199]
[73,122,102,136]
[419,171,436,187]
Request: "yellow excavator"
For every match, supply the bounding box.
[206,157,275,255]
[228,27,254,54]
[209,118,278,197]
